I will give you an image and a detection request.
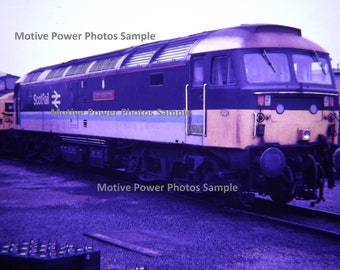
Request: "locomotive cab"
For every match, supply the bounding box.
[0,74,18,131]
[186,25,339,204]
[244,50,338,204]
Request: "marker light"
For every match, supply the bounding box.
[297,128,311,141]
[324,96,335,107]
[257,95,271,107]
[257,95,265,107]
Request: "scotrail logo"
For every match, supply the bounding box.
[33,90,61,108]
[51,90,61,108]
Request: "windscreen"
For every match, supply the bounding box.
[292,53,332,85]
[244,52,291,83]
[244,51,333,86]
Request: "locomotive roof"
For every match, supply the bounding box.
[191,24,325,53]
[0,73,19,79]
[22,24,327,84]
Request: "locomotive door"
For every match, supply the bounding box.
[69,81,79,128]
[185,55,207,146]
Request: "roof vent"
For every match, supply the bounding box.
[241,24,301,36]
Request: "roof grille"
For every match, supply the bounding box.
[152,39,197,63]
[66,63,92,76]
[23,71,43,83]
[122,46,160,68]
[46,67,68,80]
[90,56,121,72]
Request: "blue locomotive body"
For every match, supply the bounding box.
[14,24,340,204]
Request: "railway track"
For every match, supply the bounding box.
[77,163,340,242]
[2,155,340,241]
[227,198,340,240]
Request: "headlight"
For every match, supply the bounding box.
[297,128,311,141]
[276,104,285,114]
[309,104,318,114]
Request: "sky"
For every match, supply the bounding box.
[1,0,340,76]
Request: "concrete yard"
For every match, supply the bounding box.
[0,157,339,270]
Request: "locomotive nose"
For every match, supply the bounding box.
[259,147,286,178]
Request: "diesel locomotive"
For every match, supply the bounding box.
[0,74,18,154]
[0,74,18,132]
[6,24,340,204]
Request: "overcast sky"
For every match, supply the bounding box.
[1,0,340,76]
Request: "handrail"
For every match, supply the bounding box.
[185,83,189,135]
[253,112,257,137]
[203,83,207,137]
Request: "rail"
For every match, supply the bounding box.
[226,198,340,240]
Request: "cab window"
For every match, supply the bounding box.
[211,56,236,85]
[292,53,332,85]
[244,52,291,83]
[191,57,204,85]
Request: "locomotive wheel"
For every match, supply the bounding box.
[24,138,40,159]
[207,175,229,205]
[41,135,61,162]
[269,166,294,204]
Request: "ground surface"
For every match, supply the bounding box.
[0,157,339,270]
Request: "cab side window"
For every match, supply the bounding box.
[211,56,236,86]
[191,57,204,85]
